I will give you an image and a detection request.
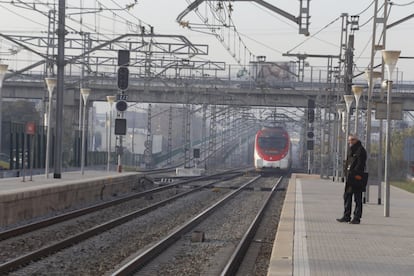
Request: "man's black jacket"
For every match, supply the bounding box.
[344,140,367,191]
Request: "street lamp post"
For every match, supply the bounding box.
[106,95,116,172]
[80,88,91,175]
[344,95,354,160]
[382,50,401,217]
[44,77,57,178]
[336,104,345,181]
[364,70,382,204]
[352,85,365,202]
[351,85,364,134]
[0,64,9,154]
[130,132,135,165]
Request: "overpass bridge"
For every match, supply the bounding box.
[3,74,414,109]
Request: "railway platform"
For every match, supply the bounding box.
[0,170,147,227]
[268,174,414,276]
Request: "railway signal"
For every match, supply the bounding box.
[307,140,314,151]
[117,50,130,91]
[118,50,130,66]
[115,50,130,173]
[117,67,129,91]
[114,118,127,135]
[307,99,315,123]
[307,109,314,123]
[115,100,128,112]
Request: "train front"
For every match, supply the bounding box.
[254,127,291,173]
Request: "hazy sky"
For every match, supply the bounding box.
[0,0,413,80]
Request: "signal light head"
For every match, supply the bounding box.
[307,109,315,123]
[117,67,129,91]
[116,100,128,112]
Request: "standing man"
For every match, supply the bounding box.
[337,134,367,224]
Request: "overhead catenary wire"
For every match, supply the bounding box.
[0,2,48,28]
[354,2,386,68]
[251,1,297,30]
[286,16,341,54]
[0,0,156,75]
[286,0,380,54]
[3,1,408,80]
[352,1,414,78]
[355,0,376,16]
[391,1,414,7]
[238,31,284,55]
[183,0,256,67]
[1,0,270,81]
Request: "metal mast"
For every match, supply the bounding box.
[53,0,65,179]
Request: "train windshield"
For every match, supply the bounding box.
[258,137,287,150]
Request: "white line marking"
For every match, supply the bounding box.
[294,179,310,276]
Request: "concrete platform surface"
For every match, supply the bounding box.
[268,174,414,276]
[0,170,142,227]
[0,171,130,194]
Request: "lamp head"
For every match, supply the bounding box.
[0,64,8,75]
[344,95,354,112]
[352,85,364,96]
[45,77,57,96]
[336,103,345,118]
[106,95,116,105]
[364,70,382,84]
[0,64,8,86]
[382,50,401,80]
[81,88,91,103]
[352,85,364,103]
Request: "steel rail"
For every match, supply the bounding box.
[220,176,284,275]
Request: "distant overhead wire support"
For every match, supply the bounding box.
[177,0,310,36]
[0,1,217,83]
[1,33,211,81]
[285,1,380,79]
[179,0,255,75]
[2,0,152,53]
[177,0,310,81]
[92,0,203,71]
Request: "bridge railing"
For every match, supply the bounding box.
[3,66,414,94]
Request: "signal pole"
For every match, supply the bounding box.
[115,50,130,173]
[307,99,315,174]
[53,0,65,179]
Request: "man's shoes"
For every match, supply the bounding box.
[336,217,351,223]
[349,218,360,224]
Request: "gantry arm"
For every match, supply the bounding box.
[177,0,310,36]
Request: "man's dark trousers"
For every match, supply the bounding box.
[344,190,363,220]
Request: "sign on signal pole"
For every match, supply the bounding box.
[25,122,36,135]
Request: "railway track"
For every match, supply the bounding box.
[0,170,248,274]
[111,175,285,276]
[221,176,283,275]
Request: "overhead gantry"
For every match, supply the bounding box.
[177,0,311,36]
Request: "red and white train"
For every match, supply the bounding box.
[254,126,292,173]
